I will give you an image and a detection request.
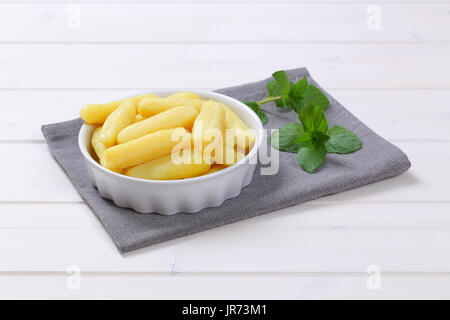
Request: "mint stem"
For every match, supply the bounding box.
[258,95,282,105]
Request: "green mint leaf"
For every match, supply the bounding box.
[313,132,330,148]
[266,71,293,108]
[272,71,291,91]
[299,104,328,134]
[287,77,329,114]
[295,131,329,149]
[288,76,308,112]
[303,85,329,112]
[325,126,362,154]
[294,131,314,149]
[271,123,304,153]
[244,101,267,124]
[266,80,280,95]
[297,144,327,173]
[266,80,288,108]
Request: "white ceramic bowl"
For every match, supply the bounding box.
[78,90,263,215]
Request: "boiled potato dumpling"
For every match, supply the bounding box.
[80,93,158,124]
[139,97,203,117]
[117,106,198,144]
[125,149,211,180]
[168,92,200,100]
[91,127,107,162]
[192,100,225,145]
[81,100,122,125]
[100,99,136,147]
[220,103,255,150]
[81,92,253,180]
[102,127,191,171]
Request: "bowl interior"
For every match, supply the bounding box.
[78,89,263,183]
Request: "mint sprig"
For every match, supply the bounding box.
[272,104,362,173]
[244,70,330,124]
[244,70,361,173]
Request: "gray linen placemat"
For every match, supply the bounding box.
[42,68,410,253]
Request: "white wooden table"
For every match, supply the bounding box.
[1,1,449,299]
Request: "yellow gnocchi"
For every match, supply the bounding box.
[81,92,254,180]
[100,99,136,147]
[102,127,191,171]
[139,97,203,117]
[80,93,158,124]
[117,106,198,144]
[125,149,211,180]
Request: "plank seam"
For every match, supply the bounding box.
[1,271,450,277]
[0,200,449,204]
[1,138,448,144]
[1,41,450,45]
[2,88,450,91]
[1,1,450,4]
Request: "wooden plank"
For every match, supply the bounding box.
[1,89,449,141]
[1,273,450,299]
[0,141,446,202]
[2,221,450,273]
[0,3,449,42]
[0,0,441,3]
[1,203,450,273]
[3,202,450,230]
[0,43,449,89]
[318,141,448,203]
[0,143,83,202]
[329,89,450,141]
